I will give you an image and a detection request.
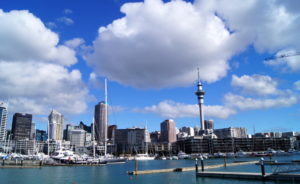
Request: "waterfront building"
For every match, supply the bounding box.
[36,129,47,141]
[12,113,32,140]
[79,121,92,133]
[194,126,200,135]
[282,131,299,138]
[115,128,150,154]
[204,120,214,130]
[15,140,35,155]
[150,131,161,143]
[30,123,36,140]
[94,101,107,144]
[48,110,64,141]
[160,119,177,143]
[214,127,247,138]
[179,126,195,137]
[0,102,8,141]
[69,129,86,147]
[108,125,117,144]
[176,136,295,154]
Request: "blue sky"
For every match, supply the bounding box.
[1,0,300,134]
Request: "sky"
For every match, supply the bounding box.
[1,0,300,134]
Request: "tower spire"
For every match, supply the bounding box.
[195,68,205,132]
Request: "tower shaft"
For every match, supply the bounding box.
[195,68,205,131]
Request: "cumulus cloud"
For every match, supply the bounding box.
[137,100,236,119]
[0,9,89,115]
[264,50,300,73]
[224,93,298,111]
[86,0,300,89]
[87,0,237,89]
[198,0,300,53]
[231,74,279,95]
[0,9,77,66]
[0,62,88,114]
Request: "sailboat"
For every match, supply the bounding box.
[99,78,127,164]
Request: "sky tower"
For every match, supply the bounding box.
[195,68,205,131]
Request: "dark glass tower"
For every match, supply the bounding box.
[12,113,32,140]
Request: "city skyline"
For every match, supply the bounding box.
[1,0,300,134]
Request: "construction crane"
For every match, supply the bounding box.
[264,51,300,61]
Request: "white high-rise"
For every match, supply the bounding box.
[48,109,64,141]
[0,102,8,140]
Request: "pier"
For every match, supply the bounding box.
[196,171,300,181]
[128,160,258,175]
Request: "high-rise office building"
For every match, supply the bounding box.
[160,119,177,143]
[115,128,150,154]
[48,110,64,141]
[94,101,107,144]
[204,120,214,130]
[36,129,47,141]
[0,102,8,140]
[12,113,32,140]
[108,125,117,144]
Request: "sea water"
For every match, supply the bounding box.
[1,155,299,184]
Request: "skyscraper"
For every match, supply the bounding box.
[94,101,107,144]
[48,109,64,141]
[160,119,177,143]
[0,102,8,141]
[204,120,214,130]
[12,113,32,140]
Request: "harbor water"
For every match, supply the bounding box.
[1,155,300,184]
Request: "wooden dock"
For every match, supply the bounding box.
[197,171,300,181]
[128,160,258,175]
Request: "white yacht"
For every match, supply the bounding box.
[235,150,248,157]
[178,151,190,159]
[134,154,155,161]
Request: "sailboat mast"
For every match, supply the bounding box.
[104,78,108,156]
[47,120,50,156]
[93,118,95,158]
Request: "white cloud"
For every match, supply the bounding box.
[231,74,279,95]
[87,0,238,89]
[87,0,300,89]
[64,38,85,49]
[137,100,236,119]
[57,16,74,25]
[224,93,298,111]
[264,49,300,73]
[197,0,300,53]
[47,21,57,29]
[0,62,88,115]
[294,81,300,91]
[0,9,77,66]
[88,72,102,89]
[63,9,73,15]
[0,9,89,115]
